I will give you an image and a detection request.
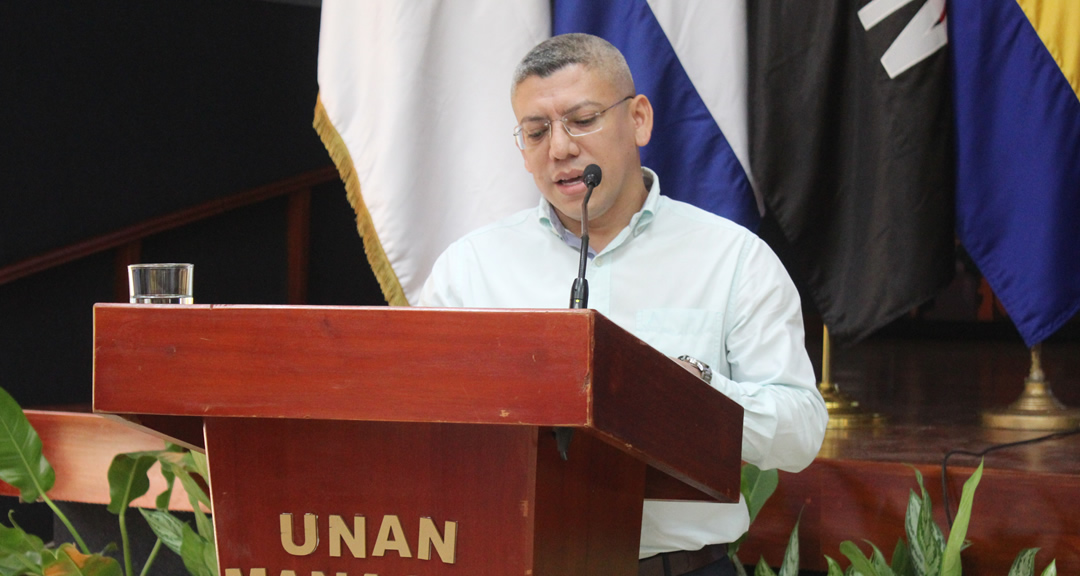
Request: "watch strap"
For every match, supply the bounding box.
[677,354,713,384]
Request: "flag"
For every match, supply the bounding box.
[316,1,767,306]
[951,0,1080,346]
[553,0,761,230]
[746,0,955,345]
[314,1,549,305]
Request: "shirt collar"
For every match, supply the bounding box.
[537,167,662,253]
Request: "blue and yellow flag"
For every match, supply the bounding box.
[952,0,1080,346]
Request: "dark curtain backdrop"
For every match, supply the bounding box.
[0,0,383,410]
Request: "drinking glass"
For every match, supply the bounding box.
[128,263,194,304]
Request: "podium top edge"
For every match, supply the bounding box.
[93,303,601,316]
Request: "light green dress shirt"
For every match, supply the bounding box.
[420,168,827,557]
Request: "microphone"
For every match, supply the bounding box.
[558,164,601,461]
[569,164,601,310]
[583,163,602,188]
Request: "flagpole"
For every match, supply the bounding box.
[818,325,885,429]
[981,343,1080,431]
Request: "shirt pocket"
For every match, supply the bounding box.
[633,308,725,374]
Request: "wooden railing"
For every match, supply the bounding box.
[0,167,344,512]
[0,166,340,303]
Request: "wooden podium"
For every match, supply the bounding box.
[93,304,742,576]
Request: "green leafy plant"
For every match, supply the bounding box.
[752,460,1058,576]
[730,463,780,576]
[727,463,801,576]
[1007,548,1057,576]
[0,386,216,576]
[752,514,800,576]
[827,462,984,576]
[104,446,217,576]
[0,386,111,576]
[131,449,217,576]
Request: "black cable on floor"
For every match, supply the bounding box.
[940,428,1080,527]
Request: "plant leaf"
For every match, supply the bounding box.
[174,455,210,510]
[926,521,945,575]
[179,525,217,576]
[202,537,217,576]
[1039,560,1056,576]
[730,463,780,557]
[913,473,943,576]
[155,459,176,510]
[905,466,944,576]
[1008,548,1039,576]
[867,541,895,576]
[777,516,800,576]
[891,539,914,576]
[138,508,186,556]
[941,461,984,576]
[159,453,212,538]
[754,557,777,576]
[152,450,189,511]
[188,452,209,491]
[0,555,40,576]
[0,388,55,503]
[0,523,46,576]
[166,455,213,539]
[904,489,927,576]
[743,464,779,525]
[907,490,924,574]
[41,544,121,576]
[0,519,46,554]
[192,506,213,543]
[106,453,158,515]
[840,541,878,576]
[38,550,58,566]
[825,556,845,576]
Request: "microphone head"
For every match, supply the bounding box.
[583,164,602,188]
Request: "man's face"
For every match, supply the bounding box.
[511,64,652,234]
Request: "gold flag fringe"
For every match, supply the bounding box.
[313,93,409,307]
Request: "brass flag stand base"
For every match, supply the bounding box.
[820,326,885,429]
[982,343,1080,431]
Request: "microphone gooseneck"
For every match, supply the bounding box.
[569,164,602,310]
[560,164,602,461]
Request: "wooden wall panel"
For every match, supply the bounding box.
[0,410,194,511]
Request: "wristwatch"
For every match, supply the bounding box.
[677,355,713,384]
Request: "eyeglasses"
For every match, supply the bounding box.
[513,95,635,151]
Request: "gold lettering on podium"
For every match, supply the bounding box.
[280,513,319,555]
[224,570,266,576]
[261,512,458,569]
[371,515,411,558]
[417,518,456,564]
[328,515,366,558]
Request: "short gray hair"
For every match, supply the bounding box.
[511,33,635,97]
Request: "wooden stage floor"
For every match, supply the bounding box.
[741,338,1080,575]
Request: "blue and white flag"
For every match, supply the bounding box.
[554,0,761,230]
[316,0,760,305]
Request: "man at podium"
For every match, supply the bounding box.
[420,33,827,576]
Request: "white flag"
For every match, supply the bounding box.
[316,1,550,305]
